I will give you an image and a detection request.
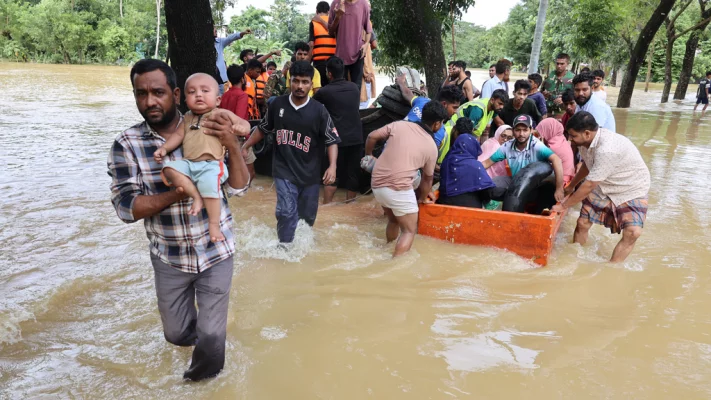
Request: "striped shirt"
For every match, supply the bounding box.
[107,120,237,274]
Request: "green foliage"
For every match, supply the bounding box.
[269,0,309,50]
[0,0,166,64]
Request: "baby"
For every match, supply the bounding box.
[154,73,228,242]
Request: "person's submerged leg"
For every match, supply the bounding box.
[393,212,419,257]
[151,254,198,347]
[297,184,321,226]
[383,207,399,243]
[275,178,299,243]
[610,226,643,262]
[182,256,234,381]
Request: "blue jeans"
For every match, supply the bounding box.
[274,178,320,243]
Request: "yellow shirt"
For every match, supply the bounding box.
[285,68,322,97]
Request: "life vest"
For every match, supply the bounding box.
[255,71,268,101]
[244,75,260,120]
[438,98,493,164]
[312,16,336,62]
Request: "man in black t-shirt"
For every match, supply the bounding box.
[694,71,711,112]
[243,61,341,243]
[491,79,541,133]
[314,56,363,204]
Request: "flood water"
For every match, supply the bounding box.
[1,63,710,399]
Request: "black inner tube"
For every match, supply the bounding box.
[502,161,554,213]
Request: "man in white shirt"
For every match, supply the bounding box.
[553,111,650,263]
[480,59,511,99]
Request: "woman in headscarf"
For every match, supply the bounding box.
[437,118,496,208]
[478,124,513,179]
[536,118,575,185]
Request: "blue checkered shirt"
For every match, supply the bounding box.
[107,120,236,274]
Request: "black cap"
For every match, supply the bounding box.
[513,114,533,128]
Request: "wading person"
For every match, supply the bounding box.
[552,112,650,263]
[309,1,336,85]
[220,65,256,182]
[693,71,711,112]
[573,72,616,132]
[314,56,363,204]
[542,53,574,117]
[107,59,250,381]
[591,69,607,102]
[242,61,340,244]
[328,0,372,90]
[365,101,444,257]
[214,26,251,94]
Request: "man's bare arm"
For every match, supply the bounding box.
[365,126,390,156]
[396,74,416,104]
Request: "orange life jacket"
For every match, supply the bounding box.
[244,75,260,120]
[255,71,268,101]
[312,16,336,62]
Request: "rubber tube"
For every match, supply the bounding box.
[502,161,553,213]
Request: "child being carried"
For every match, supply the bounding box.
[154,73,228,242]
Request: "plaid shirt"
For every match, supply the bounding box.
[107,120,236,274]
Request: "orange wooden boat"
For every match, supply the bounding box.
[417,203,567,266]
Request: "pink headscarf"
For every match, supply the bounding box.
[478,124,511,178]
[536,118,575,184]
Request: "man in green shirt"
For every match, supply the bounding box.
[542,53,574,116]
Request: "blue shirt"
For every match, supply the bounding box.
[406,96,446,147]
[528,92,547,116]
[490,136,554,177]
[480,75,507,99]
[576,94,616,132]
[215,32,242,83]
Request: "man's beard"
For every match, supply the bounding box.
[575,94,591,107]
[142,104,177,128]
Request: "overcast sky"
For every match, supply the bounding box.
[224,0,520,29]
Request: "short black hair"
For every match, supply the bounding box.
[513,79,531,93]
[495,59,511,74]
[556,53,570,61]
[561,88,575,103]
[130,59,177,89]
[267,61,277,69]
[706,71,711,76]
[239,49,254,63]
[567,111,599,132]
[294,41,310,53]
[436,85,463,104]
[453,117,474,135]
[592,69,605,79]
[421,100,448,126]
[528,73,542,88]
[290,60,315,79]
[247,59,263,71]
[448,61,455,66]
[580,67,591,73]
[226,64,245,85]
[455,60,467,69]
[326,56,345,80]
[316,1,330,13]
[490,89,509,103]
[489,64,496,69]
[573,72,594,87]
[465,71,471,78]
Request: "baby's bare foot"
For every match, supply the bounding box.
[189,196,203,216]
[209,222,225,242]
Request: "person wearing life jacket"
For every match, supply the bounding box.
[254,58,269,115]
[309,1,336,85]
[437,89,508,164]
[244,59,263,120]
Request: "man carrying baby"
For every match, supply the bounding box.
[107,59,250,381]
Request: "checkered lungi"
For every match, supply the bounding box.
[580,189,648,234]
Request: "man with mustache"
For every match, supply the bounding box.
[243,61,341,244]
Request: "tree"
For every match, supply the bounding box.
[164,0,215,111]
[617,0,677,108]
[270,0,309,50]
[371,0,475,97]
[210,0,236,26]
[528,0,548,73]
[229,6,272,40]
[674,0,711,99]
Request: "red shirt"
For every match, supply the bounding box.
[220,86,249,121]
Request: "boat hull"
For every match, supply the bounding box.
[417,203,567,266]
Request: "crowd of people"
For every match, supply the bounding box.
[106,2,651,383]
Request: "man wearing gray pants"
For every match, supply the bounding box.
[108,59,251,381]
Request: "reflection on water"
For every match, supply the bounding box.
[1,63,711,399]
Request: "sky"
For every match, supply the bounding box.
[224,0,520,29]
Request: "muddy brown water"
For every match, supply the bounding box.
[1,63,710,399]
